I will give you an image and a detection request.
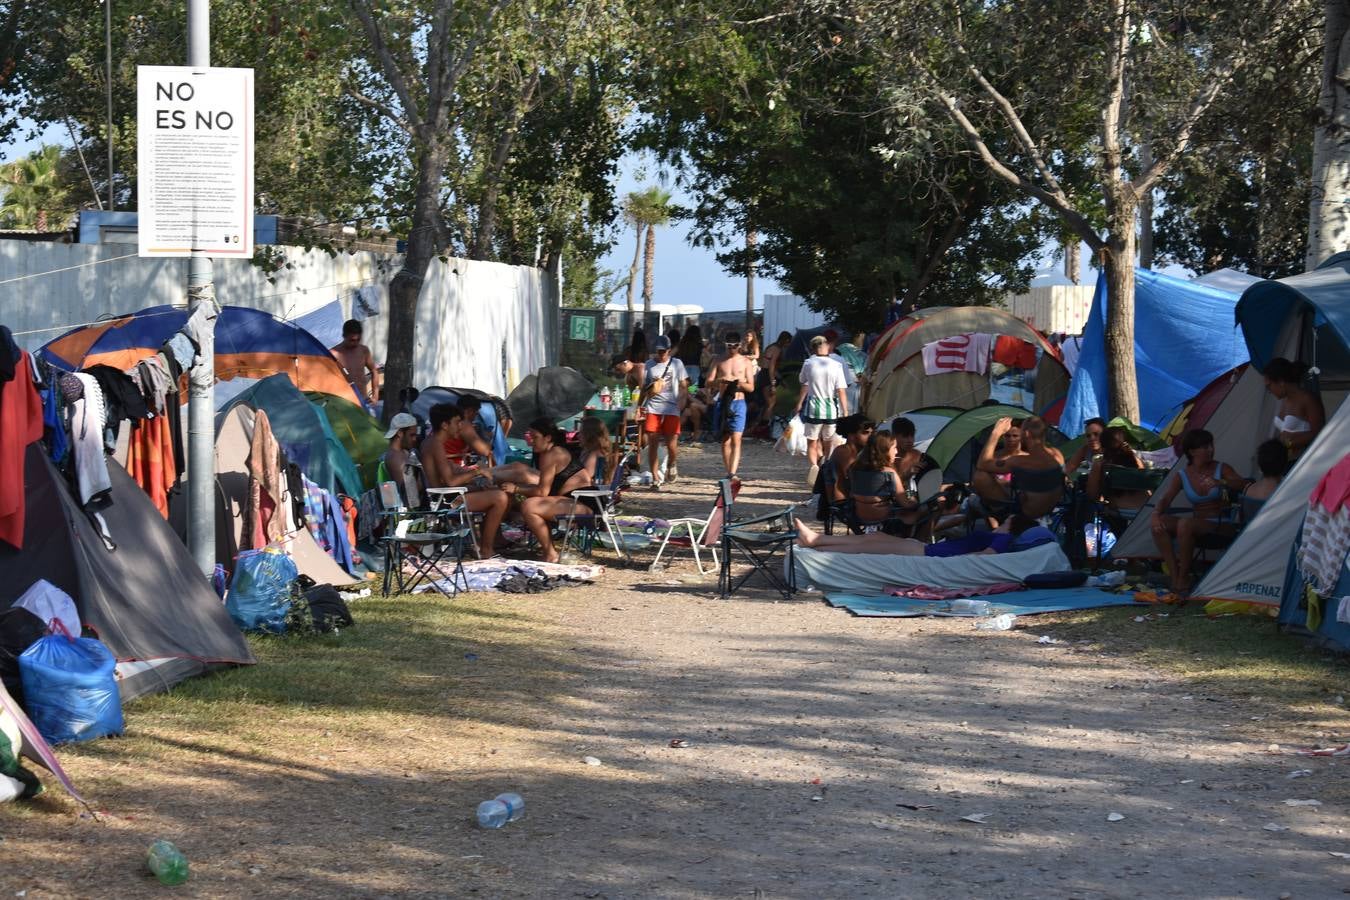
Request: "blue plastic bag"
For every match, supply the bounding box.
[18,634,124,745]
[226,549,298,633]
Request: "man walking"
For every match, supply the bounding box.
[641,335,689,490]
[796,334,849,486]
[706,331,757,481]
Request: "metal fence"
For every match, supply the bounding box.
[559,307,763,386]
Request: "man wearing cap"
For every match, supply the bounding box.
[796,334,849,486]
[381,412,421,502]
[642,335,689,489]
[705,331,757,481]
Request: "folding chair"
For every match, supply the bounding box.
[649,479,742,574]
[556,458,631,561]
[717,478,797,600]
[379,482,474,599]
[1086,466,1168,567]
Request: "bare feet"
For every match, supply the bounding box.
[793,517,819,547]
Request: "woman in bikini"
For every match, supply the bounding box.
[520,418,610,563]
[848,431,924,533]
[975,416,1065,519]
[1084,425,1148,513]
[1264,357,1324,461]
[1149,428,1249,594]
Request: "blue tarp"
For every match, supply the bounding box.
[1061,270,1250,436]
[824,587,1134,618]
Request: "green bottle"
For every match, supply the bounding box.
[147,839,190,885]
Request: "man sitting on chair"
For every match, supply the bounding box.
[419,403,513,558]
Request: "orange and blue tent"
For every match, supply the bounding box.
[39,305,362,407]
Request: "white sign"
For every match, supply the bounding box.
[137,65,254,258]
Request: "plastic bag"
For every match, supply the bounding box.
[775,415,807,456]
[18,633,124,745]
[226,548,298,633]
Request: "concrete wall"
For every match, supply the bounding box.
[0,241,557,396]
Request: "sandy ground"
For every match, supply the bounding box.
[5,439,1350,898]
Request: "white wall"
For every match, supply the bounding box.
[764,293,826,341]
[1003,284,1095,335]
[0,241,556,395]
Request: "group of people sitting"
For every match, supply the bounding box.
[382,402,618,564]
[797,356,1325,594]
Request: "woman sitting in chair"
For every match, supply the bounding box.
[975,416,1066,519]
[1240,439,1287,525]
[1149,428,1249,594]
[848,431,924,533]
[1084,425,1149,513]
[794,513,1049,556]
[520,418,611,563]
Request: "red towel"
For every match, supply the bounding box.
[0,354,45,548]
[992,335,1038,370]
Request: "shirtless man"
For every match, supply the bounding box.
[705,331,757,480]
[331,319,379,406]
[418,403,512,558]
[382,412,421,504]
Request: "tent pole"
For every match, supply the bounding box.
[186,0,216,577]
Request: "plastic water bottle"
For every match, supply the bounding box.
[946,598,992,616]
[599,386,611,410]
[975,613,1017,631]
[146,839,190,885]
[495,792,525,822]
[476,799,510,829]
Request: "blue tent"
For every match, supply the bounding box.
[1235,251,1350,376]
[1061,269,1250,436]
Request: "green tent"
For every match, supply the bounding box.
[1058,417,1166,461]
[925,404,1069,483]
[220,374,364,498]
[307,392,387,491]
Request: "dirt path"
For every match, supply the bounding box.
[5,439,1350,898]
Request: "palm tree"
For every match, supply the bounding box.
[0,145,73,231]
[622,186,674,314]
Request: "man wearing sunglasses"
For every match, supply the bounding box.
[705,331,757,481]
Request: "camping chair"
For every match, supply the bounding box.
[379,482,473,599]
[556,457,631,561]
[649,478,742,574]
[1087,466,1168,567]
[717,478,798,600]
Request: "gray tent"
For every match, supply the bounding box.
[0,445,255,700]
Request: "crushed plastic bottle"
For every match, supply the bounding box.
[945,598,991,616]
[974,613,1017,631]
[146,839,190,885]
[495,792,525,822]
[476,799,510,829]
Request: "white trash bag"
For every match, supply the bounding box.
[775,415,808,456]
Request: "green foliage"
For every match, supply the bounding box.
[0,144,76,229]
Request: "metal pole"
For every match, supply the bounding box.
[186,0,216,576]
[105,0,115,211]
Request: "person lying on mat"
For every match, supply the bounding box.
[520,418,610,564]
[794,513,1052,556]
[419,403,513,558]
[1149,428,1249,594]
[974,416,1065,520]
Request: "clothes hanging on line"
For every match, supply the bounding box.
[69,373,112,509]
[0,350,44,549]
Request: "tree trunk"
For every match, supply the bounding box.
[382,140,448,424]
[745,227,758,330]
[642,223,655,313]
[625,225,640,312]
[1063,238,1080,284]
[1103,194,1140,423]
[1138,139,1154,270]
[1308,0,1350,270]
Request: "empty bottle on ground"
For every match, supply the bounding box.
[147,839,189,885]
[946,598,991,616]
[476,799,510,829]
[495,792,525,822]
[974,613,1017,631]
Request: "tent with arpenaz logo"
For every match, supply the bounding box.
[1109,253,1350,611]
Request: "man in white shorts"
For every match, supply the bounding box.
[795,334,849,485]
